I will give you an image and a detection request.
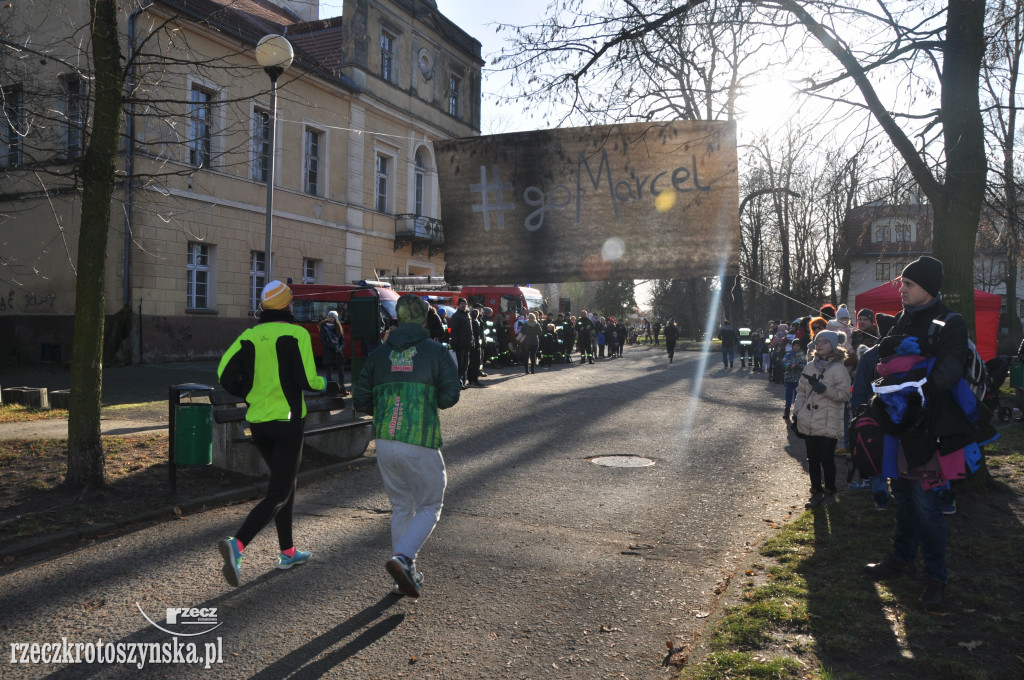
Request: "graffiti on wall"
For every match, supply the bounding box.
[0,289,57,312]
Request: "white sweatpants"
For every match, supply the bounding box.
[375,438,447,561]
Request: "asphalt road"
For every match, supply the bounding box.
[0,347,809,679]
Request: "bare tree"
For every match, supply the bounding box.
[497,0,989,329]
[982,0,1023,343]
[2,1,292,487]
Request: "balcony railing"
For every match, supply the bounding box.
[394,214,445,255]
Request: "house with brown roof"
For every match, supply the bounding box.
[0,0,481,363]
[844,201,1023,323]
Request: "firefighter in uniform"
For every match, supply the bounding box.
[738,320,753,368]
[481,307,499,367]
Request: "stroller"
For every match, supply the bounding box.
[982,355,1015,423]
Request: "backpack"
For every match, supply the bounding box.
[925,311,987,401]
[849,411,885,478]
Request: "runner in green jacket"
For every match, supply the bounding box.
[354,294,460,597]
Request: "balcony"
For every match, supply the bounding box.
[394,214,445,256]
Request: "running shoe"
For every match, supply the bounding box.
[276,549,311,570]
[386,554,421,598]
[219,537,243,587]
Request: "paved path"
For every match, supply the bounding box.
[0,349,808,679]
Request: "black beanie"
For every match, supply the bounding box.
[901,256,943,297]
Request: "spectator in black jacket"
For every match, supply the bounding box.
[467,306,485,387]
[449,298,473,388]
[426,303,445,343]
[862,257,968,610]
[664,319,680,363]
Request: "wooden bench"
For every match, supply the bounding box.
[209,389,372,476]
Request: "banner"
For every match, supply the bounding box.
[434,121,739,284]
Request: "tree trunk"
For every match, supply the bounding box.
[930,0,988,334]
[65,0,125,488]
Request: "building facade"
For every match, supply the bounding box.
[845,202,1024,326]
[0,0,481,363]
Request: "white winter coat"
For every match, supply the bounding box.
[793,347,851,439]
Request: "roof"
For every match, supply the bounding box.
[155,0,360,92]
[288,18,346,79]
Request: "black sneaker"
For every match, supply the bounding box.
[805,492,824,509]
[919,579,945,610]
[386,555,421,598]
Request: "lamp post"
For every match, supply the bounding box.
[255,34,294,283]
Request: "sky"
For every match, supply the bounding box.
[314,0,753,310]
[318,0,562,134]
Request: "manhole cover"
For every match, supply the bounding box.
[591,455,655,468]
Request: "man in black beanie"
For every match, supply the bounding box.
[862,255,969,610]
[899,255,944,298]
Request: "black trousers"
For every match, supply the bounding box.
[454,346,471,383]
[236,419,304,551]
[468,346,482,383]
[804,435,838,494]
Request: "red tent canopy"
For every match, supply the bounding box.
[854,282,1000,361]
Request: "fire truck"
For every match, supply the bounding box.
[289,283,399,360]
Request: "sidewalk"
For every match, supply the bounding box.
[1,361,222,440]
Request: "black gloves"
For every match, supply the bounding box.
[803,374,827,394]
[325,381,342,395]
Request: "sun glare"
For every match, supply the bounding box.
[738,80,796,134]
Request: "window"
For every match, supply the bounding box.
[252,107,270,182]
[187,243,211,309]
[250,251,266,312]
[380,30,396,82]
[872,219,915,243]
[414,149,426,216]
[189,86,213,167]
[304,128,321,195]
[997,260,1009,280]
[61,75,85,159]
[2,84,23,168]
[875,262,889,281]
[375,153,390,213]
[302,258,318,284]
[448,74,462,117]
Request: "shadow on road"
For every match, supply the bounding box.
[249,596,403,679]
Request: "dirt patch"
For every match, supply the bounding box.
[0,433,345,552]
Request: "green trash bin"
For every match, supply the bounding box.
[174,403,213,465]
[1011,363,1024,389]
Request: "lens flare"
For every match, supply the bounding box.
[601,237,626,261]
[654,190,676,213]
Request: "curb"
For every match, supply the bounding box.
[0,455,378,563]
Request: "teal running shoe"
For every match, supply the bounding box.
[276,549,311,570]
[219,538,243,587]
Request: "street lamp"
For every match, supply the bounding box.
[255,34,294,282]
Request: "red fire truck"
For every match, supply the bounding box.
[289,283,400,359]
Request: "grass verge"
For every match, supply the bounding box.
[680,439,1024,680]
[0,404,69,423]
[0,433,347,553]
